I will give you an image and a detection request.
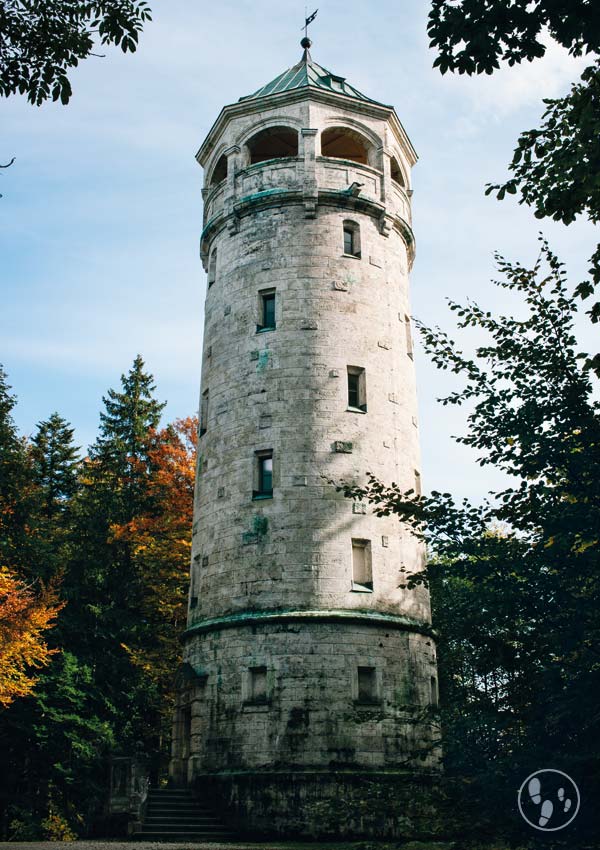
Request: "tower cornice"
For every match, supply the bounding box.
[183,608,436,642]
[196,88,417,170]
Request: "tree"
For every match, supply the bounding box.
[428,1,600,365]
[59,356,168,761]
[111,416,197,719]
[0,566,63,707]
[0,366,39,575]
[31,413,80,520]
[0,1,152,105]
[89,353,165,524]
[30,414,80,582]
[338,241,600,838]
[0,358,197,833]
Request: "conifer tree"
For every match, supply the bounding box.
[89,354,166,524]
[63,356,167,758]
[0,366,37,573]
[31,413,80,520]
[28,414,80,584]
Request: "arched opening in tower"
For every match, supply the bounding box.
[390,156,406,187]
[209,154,228,186]
[321,126,373,165]
[246,126,299,164]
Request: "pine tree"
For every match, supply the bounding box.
[63,356,167,760]
[28,414,80,584]
[31,413,80,520]
[90,354,166,524]
[0,366,37,573]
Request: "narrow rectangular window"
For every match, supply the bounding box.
[250,666,267,703]
[253,450,273,499]
[430,675,439,707]
[347,366,367,412]
[414,470,422,497]
[405,314,414,359]
[257,290,276,332]
[352,539,373,590]
[199,389,209,436]
[357,666,378,703]
[344,227,354,255]
[343,221,361,258]
[208,249,217,288]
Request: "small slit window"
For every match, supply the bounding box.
[430,675,439,707]
[253,450,273,500]
[243,665,269,705]
[343,220,361,258]
[352,539,373,591]
[405,314,414,359]
[414,470,422,497]
[257,290,276,332]
[356,666,380,704]
[199,389,209,437]
[347,366,367,412]
[250,667,267,703]
[208,249,217,288]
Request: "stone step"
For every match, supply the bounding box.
[146,806,213,817]
[145,806,218,813]
[137,833,236,842]
[133,786,235,843]
[142,821,227,831]
[148,790,194,800]
[144,817,223,826]
[146,801,211,809]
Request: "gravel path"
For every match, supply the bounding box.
[0,843,316,850]
[0,841,458,850]
[0,844,321,850]
[0,839,454,850]
[0,843,383,850]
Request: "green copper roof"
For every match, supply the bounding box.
[239,47,388,107]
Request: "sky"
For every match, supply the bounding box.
[1,0,597,502]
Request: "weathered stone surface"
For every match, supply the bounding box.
[171,46,440,840]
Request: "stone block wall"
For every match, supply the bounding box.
[171,70,441,838]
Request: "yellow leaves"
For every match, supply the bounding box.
[0,566,64,707]
[574,537,597,554]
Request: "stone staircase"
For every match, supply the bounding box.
[133,787,237,842]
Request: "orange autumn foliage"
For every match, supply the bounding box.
[0,566,64,707]
[111,416,197,692]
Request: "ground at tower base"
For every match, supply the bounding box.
[0,840,597,850]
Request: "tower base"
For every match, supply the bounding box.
[196,769,446,840]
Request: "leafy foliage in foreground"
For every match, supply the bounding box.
[428,1,600,366]
[340,242,600,837]
[0,0,152,105]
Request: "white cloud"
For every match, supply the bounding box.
[451,37,589,117]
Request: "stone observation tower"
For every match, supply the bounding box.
[171,38,440,839]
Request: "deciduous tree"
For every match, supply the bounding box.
[339,241,600,836]
[428,1,600,366]
[0,566,63,707]
[0,0,152,105]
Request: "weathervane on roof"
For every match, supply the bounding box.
[301,7,318,48]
